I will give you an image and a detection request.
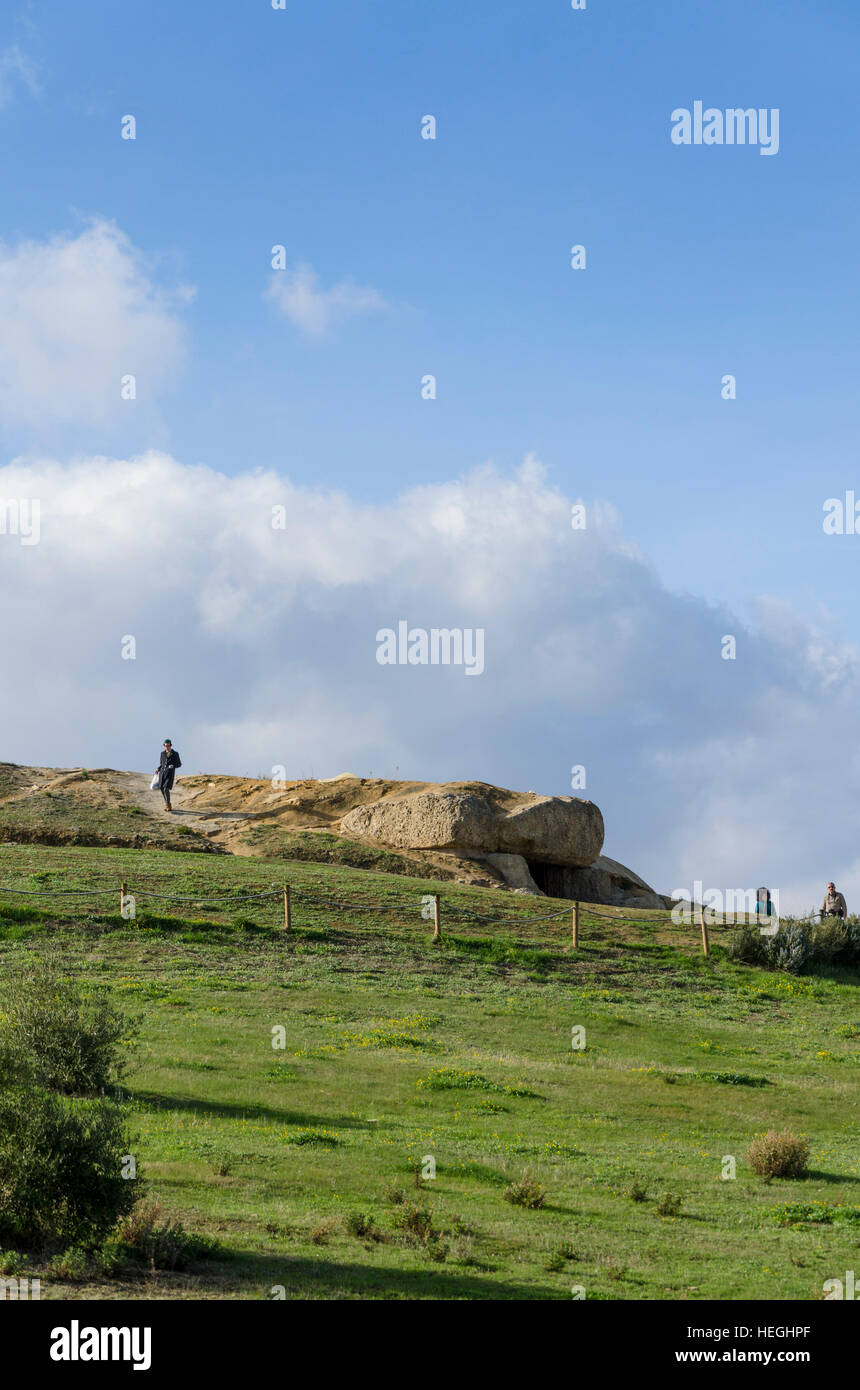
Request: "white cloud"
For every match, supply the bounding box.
[1,449,858,912]
[0,45,39,109]
[265,262,387,339]
[0,220,191,430]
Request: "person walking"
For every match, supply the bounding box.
[155,739,182,812]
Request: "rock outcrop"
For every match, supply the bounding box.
[526,854,672,910]
[340,784,604,867]
[0,763,668,909]
[336,780,667,907]
[483,852,542,895]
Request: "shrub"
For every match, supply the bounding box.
[344,1211,381,1242]
[91,1241,126,1277]
[769,922,811,974]
[729,921,810,973]
[450,1234,480,1266]
[727,925,768,967]
[656,1192,682,1217]
[694,1071,770,1087]
[0,951,136,1095]
[114,1199,212,1270]
[47,1246,90,1282]
[747,1130,809,1181]
[545,1242,577,1272]
[503,1170,546,1210]
[392,1202,435,1242]
[284,1128,339,1148]
[0,1248,24,1275]
[0,1084,137,1248]
[417,1067,492,1092]
[813,917,860,968]
[728,918,860,975]
[770,1201,837,1227]
[809,918,847,964]
[629,1178,647,1202]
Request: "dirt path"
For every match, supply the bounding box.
[113,772,260,854]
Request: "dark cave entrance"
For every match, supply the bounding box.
[527,861,577,899]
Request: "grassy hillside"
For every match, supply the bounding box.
[0,765,219,854]
[0,841,857,1300]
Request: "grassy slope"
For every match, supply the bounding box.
[0,841,857,1301]
[0,772,218,854]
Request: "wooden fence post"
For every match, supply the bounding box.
[699,902,710,956]
[432,894,441,942]
[120,882,127,917]
[284,884,291,931]
[572,901,579,948]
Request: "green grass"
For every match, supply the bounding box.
[0,841,857,1300]
[240,825,451,879]
[0,783,218,855]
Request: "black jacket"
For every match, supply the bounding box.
[157,749,182,790]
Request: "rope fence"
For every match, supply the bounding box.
[0,867,769,954]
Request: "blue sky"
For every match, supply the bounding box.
[4,0,859,622]
[2,1,860,906]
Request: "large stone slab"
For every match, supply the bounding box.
[483,852,543,894]
[340,785,603,867]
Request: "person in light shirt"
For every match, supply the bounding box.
[820,882,847,919]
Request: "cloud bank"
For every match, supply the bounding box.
[1,450,857,912]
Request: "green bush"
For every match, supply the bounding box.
[656,1192,682,1217]
[0,951,136,1095]
[812,916,860,967]
[113,1199,212,1271]
[47,1246,90,1282]
[728,918,860,975]
[0,1084,137,1248]
[392,1202,435,1241]
[503,1170,546,1210]
[345,1211,381,1242]
[769,922,811,974]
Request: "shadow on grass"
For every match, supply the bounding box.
[803,1170,860,1186]
[442,1161,519,1189]
[128,1088,375,1130]
[195,1249,564,1300]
